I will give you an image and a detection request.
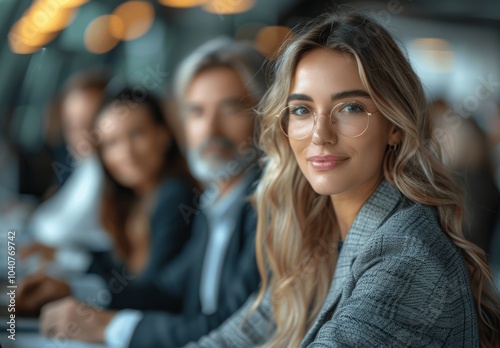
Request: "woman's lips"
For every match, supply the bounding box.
[307,155,348,171]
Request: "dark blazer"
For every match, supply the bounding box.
[86,175,195,311]
[187,179,479,347]
[128,170,261,348]
[458,167,500,254]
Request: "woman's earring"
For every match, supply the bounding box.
[390,143,398,152]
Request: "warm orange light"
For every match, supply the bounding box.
[255,26,291,58]
[55,0,90,8]
[203,0,254,14]
[8,28,42,54]
[158,0,207,8]
[84,15,121,54]
[8,18,58,54]
[8,38,41,54]
[7,0,81,54]
[24,0,77,33]
[110,1,155,41]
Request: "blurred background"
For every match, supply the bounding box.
[1,0,500,282]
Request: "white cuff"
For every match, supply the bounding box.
[104,310,144,347]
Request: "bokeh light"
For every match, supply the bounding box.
[8,40,40,55]
[84,15,121,54]
[203,0,255,15]
[158,0,208,8]
[24,0,77,33]
[55,0,91,9]
[110,1,155,41]
[8,18,58,54]
[7,0,81,54]
[255,26,291,58]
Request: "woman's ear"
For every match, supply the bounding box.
[387,123,402,146]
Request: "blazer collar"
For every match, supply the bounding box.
[300,179,403,346]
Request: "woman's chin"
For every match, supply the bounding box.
[309,182,344,197]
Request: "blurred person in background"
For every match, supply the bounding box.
[39,38,266,348]
[19,87,196,315]
[20,70,112,272]
[430,99,500,255]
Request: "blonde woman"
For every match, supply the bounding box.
[186,11,500,348]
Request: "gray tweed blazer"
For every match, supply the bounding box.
[185,180,478,347]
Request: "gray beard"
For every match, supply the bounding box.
[186,149,252,185]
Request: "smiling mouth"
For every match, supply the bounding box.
[308,156,348,171]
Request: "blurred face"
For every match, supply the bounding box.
[97,105,169,193]
[288,48,400,198]
[62,89,103,159]
[184,67,257,183]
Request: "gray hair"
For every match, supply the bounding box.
[174,37,267,108]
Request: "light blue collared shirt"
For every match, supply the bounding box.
[198,172,254,314]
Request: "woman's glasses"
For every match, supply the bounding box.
[277,101,378,140]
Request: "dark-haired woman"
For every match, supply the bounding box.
[87,88,196,310]
[19,89,196,314]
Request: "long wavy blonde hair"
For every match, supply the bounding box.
[251,11,500,348]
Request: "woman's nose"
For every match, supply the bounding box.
[311,114,338,145]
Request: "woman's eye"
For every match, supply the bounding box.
[340,103,365,113]
[290,105,310,116]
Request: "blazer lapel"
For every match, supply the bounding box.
[300,179,403,347]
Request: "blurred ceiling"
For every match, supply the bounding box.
[284,0,500,26]
[0,0,499,149]
[386,0,500,24]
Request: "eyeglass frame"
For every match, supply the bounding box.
[276,100,380,140]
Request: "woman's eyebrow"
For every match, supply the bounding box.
[287,90,370,104]
[331,90,371,101]
[287,93,313,103]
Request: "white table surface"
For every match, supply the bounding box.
[0,318,108,348]
[0,332,108,348]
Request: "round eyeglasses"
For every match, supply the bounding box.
[277,101,378,140]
